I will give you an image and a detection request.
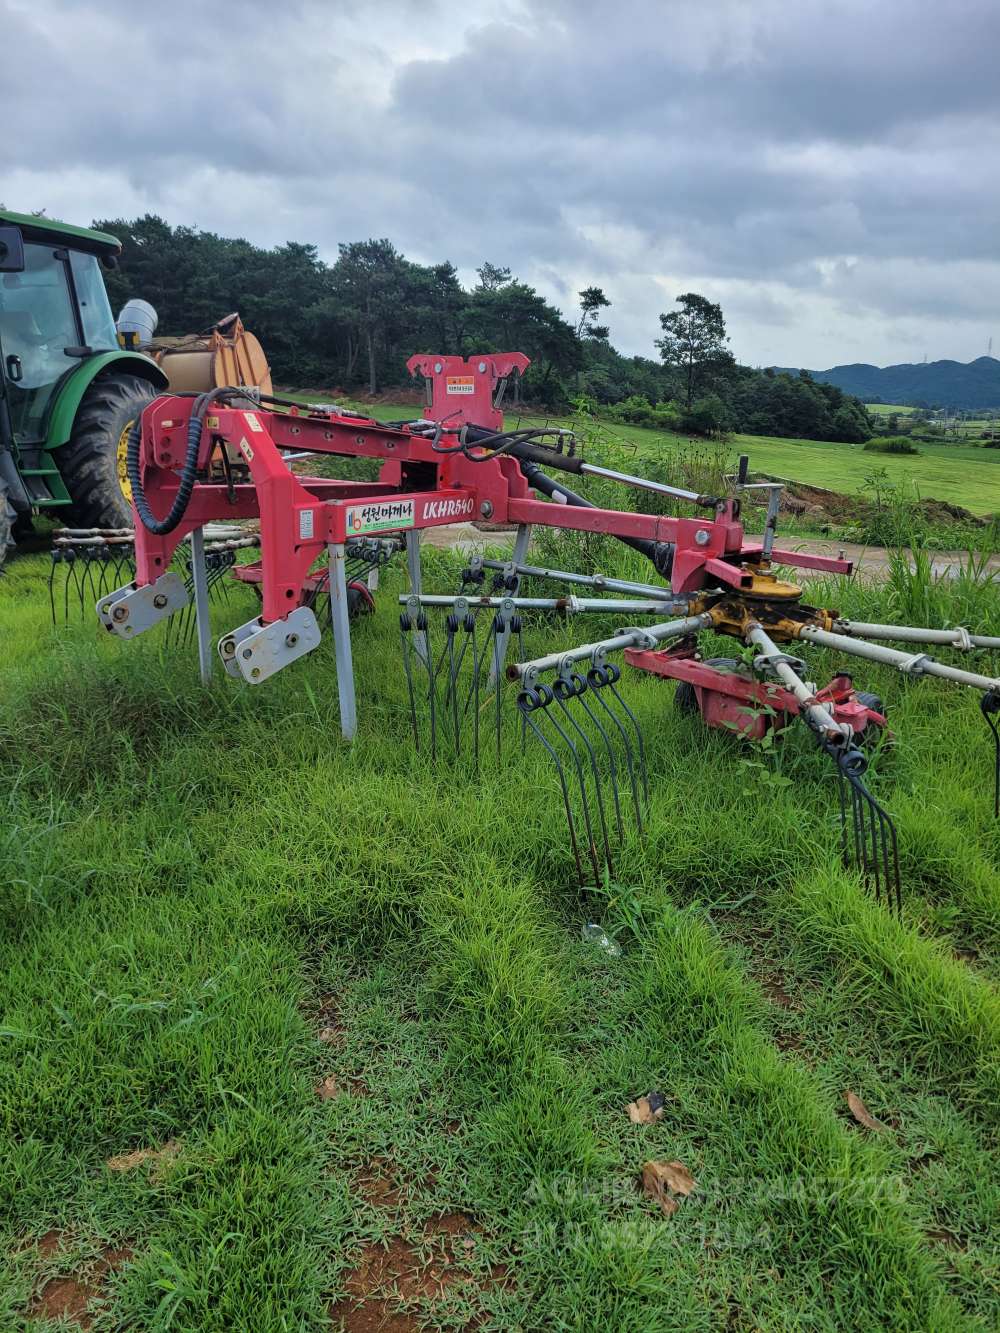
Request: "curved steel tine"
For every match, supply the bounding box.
[399,618,421,752]
[63,552,73,622]
[817,729,902,915]
[420,614,437,761]
[493,615,504,761]
[78,548,96,613]
[544,699,602,884]
[518,696,586,883]
[835,764,849,869]
[608,677,649,809]
[445,616,461,755]
[48,552,59,626]
[981,692,1000,819]
[467,615,498,718]
[852,773,902,915]
[517,623,528,756]
[588,673,642,833]
[468,616,481,769]
[575,687,624,839]
[554,680,614,878]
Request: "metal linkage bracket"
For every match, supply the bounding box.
[898,652,931,676]
[617,626,658,651]
[97,572,188,638]
[752,650,807,676]
[218,606,322,684]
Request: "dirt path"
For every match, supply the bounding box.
[421,523,1000,583]
[773,537,1000,581]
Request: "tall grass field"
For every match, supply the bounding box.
[2,509,1000,1329]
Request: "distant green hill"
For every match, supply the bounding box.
[773,356,1000,410]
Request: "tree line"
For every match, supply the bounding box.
[96,215,871,442]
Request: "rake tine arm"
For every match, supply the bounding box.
[797,625,1000,694]
[507,610,714,682]
[479,559,684,601]
[399,594,684,615]
[746,623,851,743]
[833,620,1000,652]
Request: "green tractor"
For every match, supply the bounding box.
[0,210,168,568]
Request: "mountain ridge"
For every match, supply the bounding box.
[771,356,1000,410]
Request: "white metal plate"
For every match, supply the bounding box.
[97,572,188,638]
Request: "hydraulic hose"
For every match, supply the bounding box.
[519,459,673,577]
[127,389,221,536]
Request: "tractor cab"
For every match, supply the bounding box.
[0,212,166,560]
[0,214,120,446]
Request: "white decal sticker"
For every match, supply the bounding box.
[421,496,475,521]
[445,376,475,395]
[299,508,315,540]
[244,411,264,432]
[345,498,415,534]
[239,436,254,462]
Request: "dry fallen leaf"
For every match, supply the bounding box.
[627,1093,666,1126]
[316,1075,341,1100]
[641,1159,697,1217]
[845,1090,889,1132]
[107,1139,180,1173]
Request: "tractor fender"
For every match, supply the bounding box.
[44,352,168,450]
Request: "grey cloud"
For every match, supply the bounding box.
[3,0,999,366]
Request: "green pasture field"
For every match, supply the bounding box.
[295,395,1000,516]
[2,509,1000,1329]
[565,421,1000,515]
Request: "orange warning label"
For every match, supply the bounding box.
[446,376,475,395]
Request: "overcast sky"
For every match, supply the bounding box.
[4,0,999,369]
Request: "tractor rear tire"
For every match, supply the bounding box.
[56,372,157,529]
[0,478,12,573]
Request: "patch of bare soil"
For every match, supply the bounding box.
[106,1140,180,1175]
[769,475,987,530]
[28,1232,132,1329]
[328,1236,457,1330]
[315,993,347,1047]
[330,1213,512,1329]
[761,975,796,1009]
[355,1158,404,1208]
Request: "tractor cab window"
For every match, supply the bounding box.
[69,250,118,350]
[0,242,81,443]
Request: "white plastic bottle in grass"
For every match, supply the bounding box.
[581,923,621,956]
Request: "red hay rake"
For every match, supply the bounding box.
[88,353,1000,912]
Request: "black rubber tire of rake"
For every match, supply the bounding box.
[674,656,743,716]
[54,372,157,529]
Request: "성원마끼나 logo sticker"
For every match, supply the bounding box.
[345,499,415,534]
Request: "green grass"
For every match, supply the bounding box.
[588,423,1000,515]
[3,519,1000,1329]
[310,395,1000,516]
